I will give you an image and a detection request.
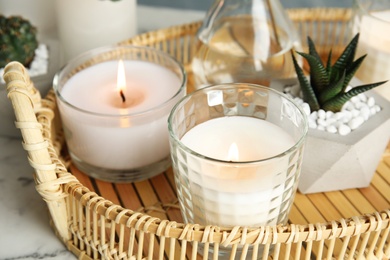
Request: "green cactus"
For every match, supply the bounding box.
[291,33,387,112]
[0,15,38,68]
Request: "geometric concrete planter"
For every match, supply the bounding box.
[271,79,390,194]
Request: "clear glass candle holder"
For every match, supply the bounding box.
[54,45,186,182]
[168,84,308,258]
[351,0,390,100]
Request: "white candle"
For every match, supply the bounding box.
[180,116,296,227]
[56,0,137,64]
[353,10,390,100]
[181,116,294,161]
[57,60,183,171]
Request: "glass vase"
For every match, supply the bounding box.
[350,0,390,101]
[191,0,302,88]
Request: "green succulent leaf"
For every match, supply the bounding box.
[307,36,323,65]
[326,49,333,76]
[343,54,366,91]
[296,51,329,93]
[291,51,320,111]
[330,34,359,82]
[322,80,388,112]
[291,32,386,113]
[319,70,346,104]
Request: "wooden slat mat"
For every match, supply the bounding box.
[70,144,390,226]
[71,166,184,223]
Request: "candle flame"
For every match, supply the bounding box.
[117,60,126,103]
[227,143,239,162]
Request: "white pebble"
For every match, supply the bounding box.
[367,97,375,107]
[35,49,48,59]
[360,106,370,120]
[343,102,355,111]
[301,103,311,116]
[338,124,352,136]
[310,111,318,120]
[308,118,317,129]
[317,118,328,127]
[326,111,334,119]
[333,120,343,128]
[351,109,360,118]
[358,93,367,102]
[317,109,326,119]
[351,96,360,103]
[342,111,353,123]
[370,107,377,116]
[348,116,365,130]
[334,112,345,120]
[317,125,325,131]
[374,105,381,113]
[326,117,337,126]
[326,125,338,133]
[355,102,367,110]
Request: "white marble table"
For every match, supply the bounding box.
[0,5,204,259]
[0,137,75,259]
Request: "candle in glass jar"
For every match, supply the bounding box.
[353,10,390,99]
[58,60,183,171]
[180,116,296,227]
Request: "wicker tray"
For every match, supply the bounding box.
[4,8,390,260]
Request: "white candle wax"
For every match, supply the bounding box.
[58,60,183,170]
[56,0,137,64]
[353,10,390,100]
[181,116,296,227]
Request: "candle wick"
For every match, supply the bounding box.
[120,90,126,103]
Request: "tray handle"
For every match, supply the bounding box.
[3,61,76,242]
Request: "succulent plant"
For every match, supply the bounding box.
[0,15,38,68]
[291,33,387,112]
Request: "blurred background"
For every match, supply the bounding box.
[139,0,353,10]
[0,0,354,41]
